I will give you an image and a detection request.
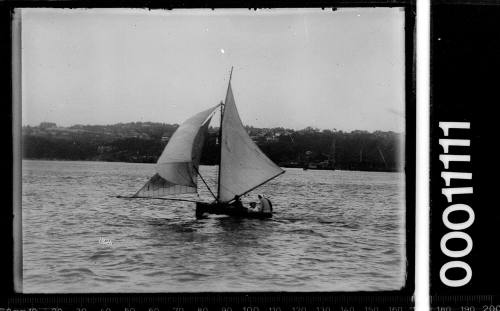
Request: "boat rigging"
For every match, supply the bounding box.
[120,67,285,218]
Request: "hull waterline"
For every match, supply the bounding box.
[195,202,272,219]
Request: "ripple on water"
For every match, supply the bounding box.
[22,161,406,292]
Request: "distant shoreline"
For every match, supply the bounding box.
[22,122,404,173]
[21,158,403,173]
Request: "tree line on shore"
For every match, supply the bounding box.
[22,122,404,172]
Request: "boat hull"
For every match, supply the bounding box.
[195,202,272,219]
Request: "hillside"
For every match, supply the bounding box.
[22,122,404,172]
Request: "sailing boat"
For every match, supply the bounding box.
[125,68,285,218]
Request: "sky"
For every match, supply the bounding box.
[20,8,405,132]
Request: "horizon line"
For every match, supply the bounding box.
[21,121,404,134]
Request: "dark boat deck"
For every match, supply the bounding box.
[195,202,272,219]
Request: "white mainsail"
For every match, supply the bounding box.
[218,82,285,202]
[133,105,219,198]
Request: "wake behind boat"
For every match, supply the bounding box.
[121,68,285,218]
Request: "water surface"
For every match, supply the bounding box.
[22,160,406,292]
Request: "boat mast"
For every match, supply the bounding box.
[216,66,233,202]
[216,101,224,202]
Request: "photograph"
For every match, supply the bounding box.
[18,7,407,293]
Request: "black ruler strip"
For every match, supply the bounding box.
[430,1,500,308]
[3,295,414,311]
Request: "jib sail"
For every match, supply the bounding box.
[133,105,218,198]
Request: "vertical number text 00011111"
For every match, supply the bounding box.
[437,122,473,288]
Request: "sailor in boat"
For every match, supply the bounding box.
[231,195,248,214]
[122,67,284,219]
[246,194,273,215]
[258,194,273,213]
